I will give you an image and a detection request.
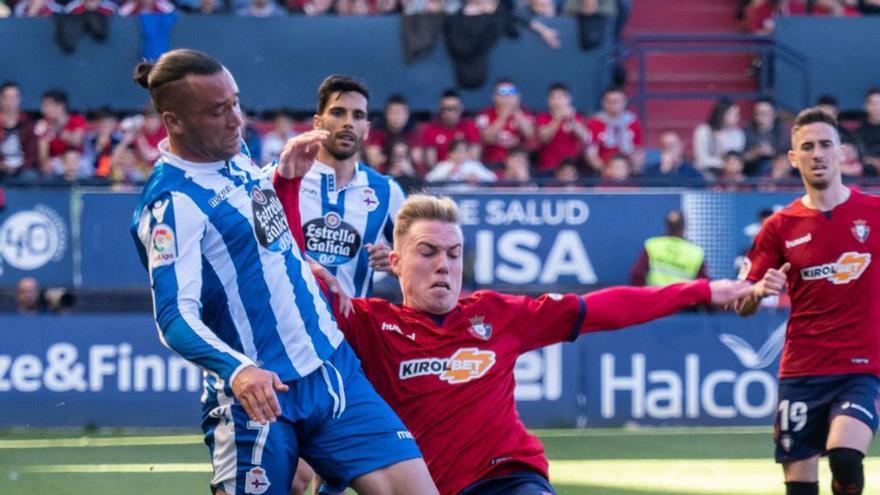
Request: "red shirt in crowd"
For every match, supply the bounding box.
[534,112,591,172]
[743,188,880,378]
[65,0,117,14]
[35,114,88,158]
[475,108,535,165]
[586,111,642,163]
[421,119,480,162]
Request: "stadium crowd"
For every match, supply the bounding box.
[3,79,880,190]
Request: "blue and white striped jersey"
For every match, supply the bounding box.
[296,161,405,298]
[131,140,344,390]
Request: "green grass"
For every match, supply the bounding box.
[1,428,879,494]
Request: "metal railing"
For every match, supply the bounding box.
[598,34,812,125]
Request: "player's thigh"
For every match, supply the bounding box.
[827,375,880,453]
[458,471,556,495]
[774,377,833,466]
[290,459,316,495]
[205,402,299,495]
[349,458,437,495]
[782,456,820,483]
[298,342,426,492]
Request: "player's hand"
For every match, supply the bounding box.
[366,243,392,273]
[754,262,790,298]
[308,259,353,317]
[278,130,330,179]
[708,279,755,306]
[231,365,289,425]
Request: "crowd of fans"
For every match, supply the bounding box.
[740,0,880,34]
[4,78,880,190]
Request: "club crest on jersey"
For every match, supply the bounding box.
[852,220,870,243]
[362,187,380,212]
[149,224,176,267]
[467,316,492,340]
[250,187,268,205]
[780,435,793,452]
[399,348,496,384]
[801,251,871,285]
[244,467,271,494]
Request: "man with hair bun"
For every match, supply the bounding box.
[737,107,880,495]
[130,49,437,495]
[275,172,753,495]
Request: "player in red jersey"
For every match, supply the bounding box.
[736,108,880,495]
[276,180,750,495]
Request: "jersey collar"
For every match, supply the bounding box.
[158,138,232,174]
[310,160,362,192]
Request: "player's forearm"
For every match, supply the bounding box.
[581,280,711,333]
[160,314,256,384]
[272,170,306,250]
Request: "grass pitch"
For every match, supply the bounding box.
[1,427,879,494]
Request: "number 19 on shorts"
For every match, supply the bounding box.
[778,400,808,432]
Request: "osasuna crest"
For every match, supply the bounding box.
[362,187,380,212]
[852,220,870,243]
[780,434,793,452]
[468,315,492,341]
[245,467,271,494]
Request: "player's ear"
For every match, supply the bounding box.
[787,149,797,169]
[364,121,370,142]
[313,114,323,130]
[162,111,184,136]
[389,250,401,277]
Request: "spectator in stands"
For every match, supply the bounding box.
[237,0,284,15]
[789,0,860,15]
[692,97,745,177]
[528,0,555,16]
[743,97,789,176]
[856,87,880,174]
[743,0,788,34]
[119,0,174,15]
[120,106,166,165]
[85,107,121,178]
[262,111,297,164]
[289,0,333,15]
[385,141,421,191]
[34,89,86,179]
[366,94,423,173]
[535,82,591,177]
[65,0,117,14]
[109,136,150,185]
[816,93,864,153]
[841,141,871,177]
[601,153,632,184]
[630,209,709,287]
[554,157,580,183]
[477,79,536,170]
[422,89,481,171]
[425,139,496,183]
[500,146,532,183]
[859,0,880,13]
[13,0,59,16]
[767,152,796,181]
[719,150,747,183]
[586,86,642,176]
[642,130,704,184]
[0,0,9,16]
[0,81,39,179]
[15,277,42,315]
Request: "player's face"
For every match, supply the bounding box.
[314,91,369,161]
[164,70,243,162]
[392,220,463,315]
[788,122,842,191]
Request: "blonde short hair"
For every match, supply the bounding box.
[393,194,460,245]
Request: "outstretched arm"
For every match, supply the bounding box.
[581,279,752,333]
[735,262,790,317]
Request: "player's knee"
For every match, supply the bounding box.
[785,481,818,495]
[828,447,864,495]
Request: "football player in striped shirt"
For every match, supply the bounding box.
[130,49,437,495]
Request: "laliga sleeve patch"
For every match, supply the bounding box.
[150,224,177,268]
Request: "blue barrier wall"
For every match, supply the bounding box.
[0,311,788,427]
[0,16,605,114]
[0,189,806,289]
[775,17,880,111]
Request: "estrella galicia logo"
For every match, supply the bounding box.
[303,213,362,266]
[250,186,292,253]
[0,204,68,270]
[719,323,786,369]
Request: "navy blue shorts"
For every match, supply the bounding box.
[202,341,422,495]
[458,470,556,495]
[774,373,880,463]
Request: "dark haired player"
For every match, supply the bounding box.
[737,108,880,495]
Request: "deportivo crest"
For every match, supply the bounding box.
[852,220,870,243]
[244,467,271,494]
[362,187,380,212]
[250,186,268,205]
[467,315,492,340]
[149,224,176,268]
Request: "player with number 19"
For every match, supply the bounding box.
[737,108,880,495]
